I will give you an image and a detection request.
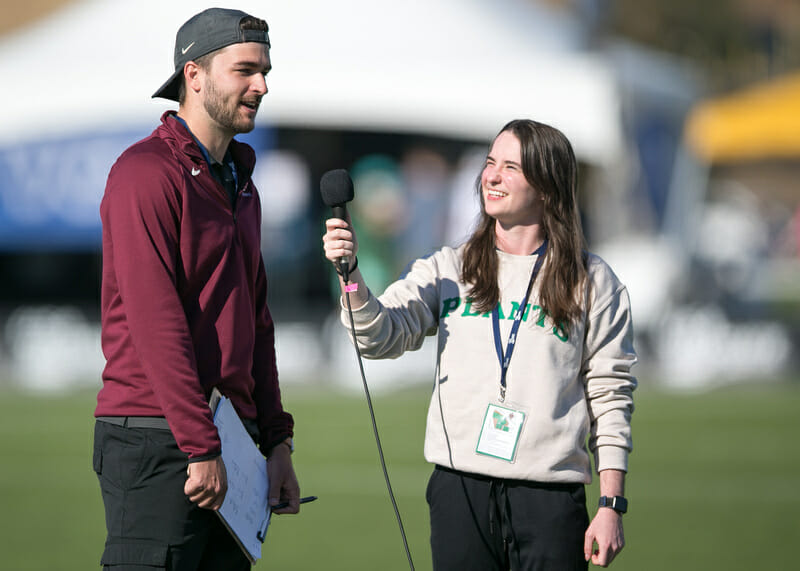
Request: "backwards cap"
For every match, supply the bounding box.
[152,7,270,101]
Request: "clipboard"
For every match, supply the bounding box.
[209,389,271,563]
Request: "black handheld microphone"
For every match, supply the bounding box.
[320,169,355,281]
[321,168,416,570]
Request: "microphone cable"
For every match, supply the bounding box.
[342,281,416,571]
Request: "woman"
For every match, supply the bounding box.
[322,119,636,570]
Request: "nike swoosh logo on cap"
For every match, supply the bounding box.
[191,167,201,176]
[181,41,195,55]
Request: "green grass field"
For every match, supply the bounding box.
[1,380,798,570]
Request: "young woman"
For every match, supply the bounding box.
[322,119,636,570]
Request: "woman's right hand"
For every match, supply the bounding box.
[322,217,358,268]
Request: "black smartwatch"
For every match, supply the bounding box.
[598,495,628,514]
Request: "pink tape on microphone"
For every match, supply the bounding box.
[344,283,359,293]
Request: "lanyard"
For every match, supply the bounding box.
[491,240,547,402]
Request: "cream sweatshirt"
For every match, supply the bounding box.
[342,245,636,483]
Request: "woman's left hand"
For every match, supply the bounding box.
[584,507,625,567]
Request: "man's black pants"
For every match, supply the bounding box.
[427,465,589,571]
[93,420,250,570]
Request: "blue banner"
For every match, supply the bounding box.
[0,126,275,251]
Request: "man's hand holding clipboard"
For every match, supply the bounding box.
[209,389,313,563]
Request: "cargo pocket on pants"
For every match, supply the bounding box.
[101,540,168,568]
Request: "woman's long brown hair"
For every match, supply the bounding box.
[461,119,588,327]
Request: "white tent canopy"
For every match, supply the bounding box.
[0,0,623,164]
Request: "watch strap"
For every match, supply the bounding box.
[598,495,628,514]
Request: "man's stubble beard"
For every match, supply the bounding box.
[203,78,258,135]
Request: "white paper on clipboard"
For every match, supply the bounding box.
[210,389,270,563]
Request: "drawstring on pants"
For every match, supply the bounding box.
[488,479,521,569]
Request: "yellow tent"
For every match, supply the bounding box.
[686,72,800,163]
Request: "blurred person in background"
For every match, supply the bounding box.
[323,119,636,569]
[348,154,409,292]
[93,8,300,570]
[399,147,451,261]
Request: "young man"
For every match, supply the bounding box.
[93,8,300,570]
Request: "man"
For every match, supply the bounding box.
[93,8,300,570]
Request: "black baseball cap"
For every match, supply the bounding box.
[152,8,270,101]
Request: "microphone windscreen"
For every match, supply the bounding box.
[320,169,354,206]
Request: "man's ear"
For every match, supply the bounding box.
[184,61,203,96]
